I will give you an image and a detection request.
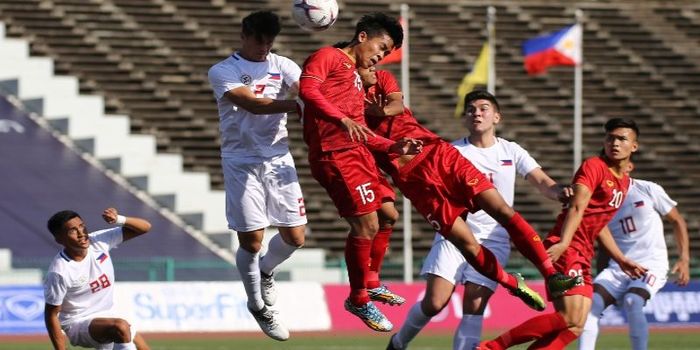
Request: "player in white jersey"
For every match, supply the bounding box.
[578,164,690,350]
[43,208,151,350]
[388,90,572,350]
[207,11,305,341]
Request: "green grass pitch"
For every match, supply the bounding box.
[2,330,699,349]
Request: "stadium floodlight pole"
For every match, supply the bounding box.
[400,2,413,283]
[574,9,583,171]
[487,6,496,95]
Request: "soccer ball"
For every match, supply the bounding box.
[292,0,339,32]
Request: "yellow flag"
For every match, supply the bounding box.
[454,43,490,117]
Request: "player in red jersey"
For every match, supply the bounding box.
[479,118,648,350]
[356,67,581,330]
[298,13,420,332]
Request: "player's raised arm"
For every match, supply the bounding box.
[102,208,151,241]
[44,303,66,350]
[526,168,573,203]
[224,86,297,115]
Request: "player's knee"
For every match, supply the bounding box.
[287,233,305,248]
[112,319,132,343]
[357,221,380,237]
[420,294,449,317]
[378,208,398,228]
[622,293,645,313]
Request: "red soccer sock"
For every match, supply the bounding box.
[367,227,392,289]
[465,246,518,290]
[504,212,557,277]
[345,235,372,305]
[527,329,578,349]
[494,312,568,348]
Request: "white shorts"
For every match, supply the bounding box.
[420,235,510,290]
[222,152,308,232]
[594,265,668,303]
[62,312,137,349]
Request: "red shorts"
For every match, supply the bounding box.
[309,146,384,217]
[377,176,396,202]
[394,142,494,236]
[544,235,594,299]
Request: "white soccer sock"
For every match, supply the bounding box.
[578,292,606,350]
[236,247,265,310]
[453,314,483,350]
[393,303,432,349]
[623,293,648,350]
[113,343,136,350]
[260,233,300,276]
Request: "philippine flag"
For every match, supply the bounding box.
[268,72,281,80]
[501,159,513,166]
[522,24,582,75]
[97,253,108,264]
[634,201,645,208]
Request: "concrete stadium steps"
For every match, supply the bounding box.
[0,21,231,242]
[2,0,699,275]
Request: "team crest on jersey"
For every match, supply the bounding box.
[343,62,352,69]
[240,74,252,85]
[468,178,479,186]
[606,180,614,187]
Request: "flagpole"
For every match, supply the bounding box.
[574,9,583,171]
[400,3,413,283]
[487,6,496,95]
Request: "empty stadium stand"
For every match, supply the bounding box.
[1,0,698,279]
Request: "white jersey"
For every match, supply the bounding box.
[450,137,540,242]
[208,52,301,160]
[607,179,675,270]
[43,228,123,326]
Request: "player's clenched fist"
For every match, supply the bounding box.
[102,208,119,224]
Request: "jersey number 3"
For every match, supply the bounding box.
[89,273,112,293]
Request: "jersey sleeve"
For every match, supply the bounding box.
[299,49,346,122]
[510,141,541,178]
[90,227,125,251]
[279,56,301,87]
[573,158,602,192]
[376,70,401,96]
[44,272,67,306]
[207,63,243,100]
[644,181,677,216]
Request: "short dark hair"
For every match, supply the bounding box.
[464,90,500,113]
[47,210,81,237]
[354,13,403,49]
[241,11,281,40]
[604,118,639,138]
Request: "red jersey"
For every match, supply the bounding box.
[548,156,631,258]
[299,47,394,156]
[364,70,442,174]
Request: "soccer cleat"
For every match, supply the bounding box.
[386,334,403,350]
[260,270,277,306]
[247,305,289,341]
[344,298,393,332]
[368,285,406,306]
[546,271,583,299]
[508,273,546,311]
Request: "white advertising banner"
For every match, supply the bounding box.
[113,282,331,332]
